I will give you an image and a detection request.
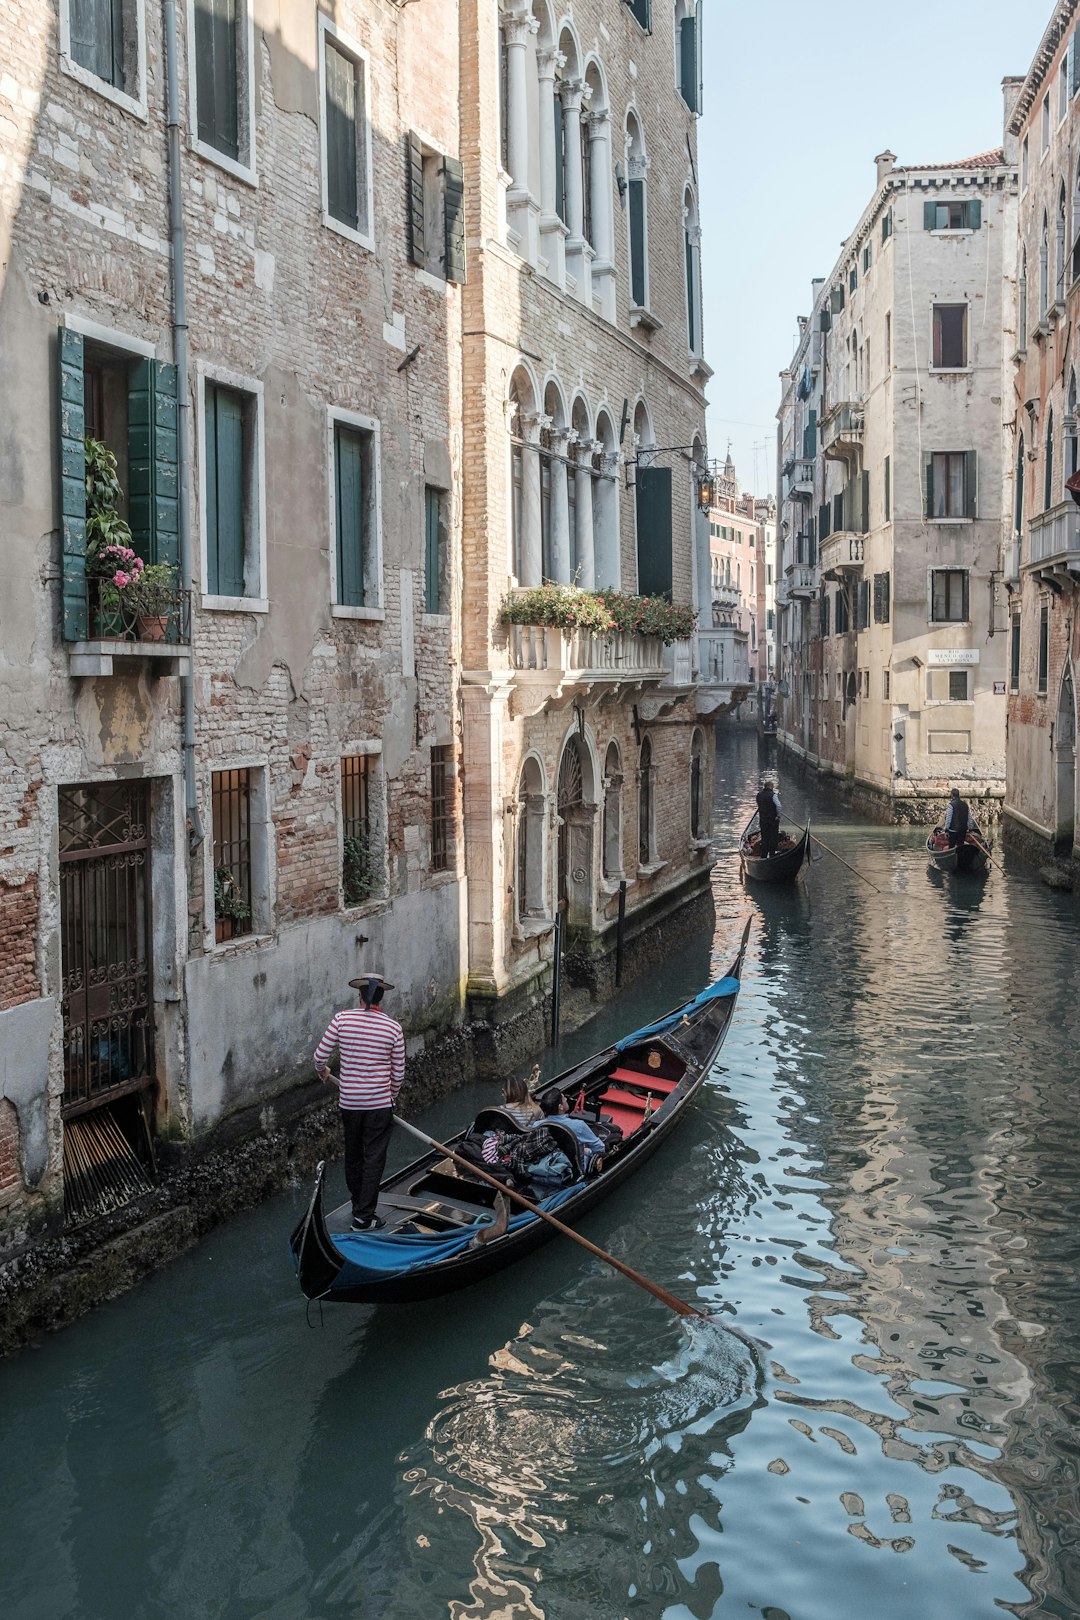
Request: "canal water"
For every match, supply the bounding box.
[3,728,1080,1620]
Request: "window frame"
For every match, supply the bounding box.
[931,302,969,372]
[1038,604,1049,694]
[948,668,970,703]
[185,0,257,186]
[59,0,148,119]
[929,568,970,625]
[423,483,450,618]
[318,12,374,252]
[429,744,454,875]
[205,759,273,949]
[197,363,267,612]
[326,406,384,620]
[337,742,388,910]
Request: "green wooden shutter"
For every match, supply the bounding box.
[405,131,425,265]
[59,328,88,641]
[923,452,934,519]
[629,180,646,307]
[966,199,982,231]
[803,409,817,457]
[859,469,870,532]
[679,16,698,111]
[128,359,179,568]
[964,450,978,518]
[335,423,366,607]
[819,500,830,541]
[819,307,831,332]
[70,0,124,89]
[883,571,890,623]
[830,285,844,313]
[924,200,938,231]
[206,385,245,597]
[443,155,467,284]
[961,571,970,621]
[424,485,440,614]
[627,0,651,29]
[833,491,843,534]
[326,40,359,229]
[635,467,672,598]
[195,0,239,160]
[1073,27,1080,95]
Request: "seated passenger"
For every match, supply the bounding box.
[501,1067,542,1128]
[534,1087,605,1170]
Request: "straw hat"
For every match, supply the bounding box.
[348,970,395,990]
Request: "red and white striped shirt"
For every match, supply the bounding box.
[314,1007,405,1110]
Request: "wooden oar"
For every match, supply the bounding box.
[784,814,882,894]
[392,1115,708,1321]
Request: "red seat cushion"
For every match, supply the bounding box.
[600,1087,650,1112]
[600,1106,646,1138]
[609,1067,678,1094]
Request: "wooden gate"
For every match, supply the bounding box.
[59,782,154,1117]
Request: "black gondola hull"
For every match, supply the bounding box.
[741,818,810,883]
[926,827,990,875]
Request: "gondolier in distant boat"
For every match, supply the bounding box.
[944,787,970,851]
[756,778,782,858]
[314,971,405,1231]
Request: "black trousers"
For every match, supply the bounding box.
[340,1107,394,1220]
[760,818,780,858]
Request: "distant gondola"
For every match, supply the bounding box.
[926,824,991,876]
[740,814,811,884]
[290,922,751,1306]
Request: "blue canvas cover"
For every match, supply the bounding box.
[614,976,739,1051]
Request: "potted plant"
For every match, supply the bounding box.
[213,866,250,943]
[84,439,142,635]
[128,563,178,642]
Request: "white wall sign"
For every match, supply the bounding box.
[927,648,979,666]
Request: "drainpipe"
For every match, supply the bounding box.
[163,0,204,849]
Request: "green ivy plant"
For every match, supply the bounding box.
[343,833,377,907]
[213,866,251,924]
[499,584,696,646]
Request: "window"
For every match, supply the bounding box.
[883,669,890,700]
[341,754,382,905]
[1041,211,1050,318]
[857,579,870,631]
[931,569,969,623]
[1038,605,1049,693]
[927,451,976,519]
[321,22,370,242]
[884,455,891,522]
[820,591,830,638]
[677,2,701,113]
[330,412,381,612]
[638,735,654,865]
[882,208,893,242]
[516,756,547,920]
[933,304,967,368]
[191,0,252,172]
[1015,433,1025,541]
[884,310,891,369]
[1057,184,1068,303]
[625,0,651,28]
[1020,246,1028,342]
[203,378,262,603]
[602,741,623,879]
[424,485,449,615]
[1042,93,1051,153]
[1045,408,1055,511]
[849,264,858,294]
[63,0,144,111]
[924,199,981,232]
[835,585,850,633]
[430,746,452,873]
[626,112,649,310]
[1022,134,1029,191]
[406,132,466,283]
[212,768,253,941]
[862,242,872,274]
[873,571,890,624]
[1010,615,1021,692]
[690,729,705,839]
[949,669,969,702]
[1061,53,1070,122]
[683,188,702,356]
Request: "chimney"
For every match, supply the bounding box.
[874,150,896,187]
[1002,76,1024,164]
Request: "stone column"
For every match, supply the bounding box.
[505,8,536,200]
[519,411,543,586]
[593,450,620,588]
[549,427,572,583]
[575,439,597,589]
[588,110,615,319]
[537,48,567,286]
[561,79,588,296]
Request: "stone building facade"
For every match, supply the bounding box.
[458,0,714,1025]
[775,144,1014,819]
[0,0,467,1245]
[1001,1,1080,866]
[701,455,774,706]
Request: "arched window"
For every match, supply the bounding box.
[1068,372,1079,484]
[602,740,622,878]
[1015,431,1025,541]
[625,110,649,310]
[683,187,702,357]
[1040,210,1050,319]
[583,60,615,321]
[675,1,701,112]
[593,408,620,587]
[556,736,584,908]
[1019,246,1028,344]
[1073,156,1080,284]
[516,756,547,920]
[508,366,541,585]
[689,728,706,839]
[542,380,570,582]
[1057,183,1067,304]
[638,734,653,864]
[1045,406,1055,512]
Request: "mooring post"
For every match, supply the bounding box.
[614,879,627,987]
[550,910,563,1046]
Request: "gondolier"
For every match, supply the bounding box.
[314,971,405,1231]
[756,779,782,858]
[944,787,970,850]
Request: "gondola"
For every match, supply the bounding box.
[926,823,991,875]
[740,814,811,884]
[290,920,752,1306]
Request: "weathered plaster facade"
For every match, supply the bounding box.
[775,143,1014,820]
[1002,1,1080,869]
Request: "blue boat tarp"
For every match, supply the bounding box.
[329,1184,581,1287]
[614,976,739,1051]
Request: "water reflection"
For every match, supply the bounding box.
[1,726,1079,1618]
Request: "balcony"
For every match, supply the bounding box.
[788,565,818,599]
[788,458,815,497]
[505,624,667,715]
[1026,501,1080,587]
[712,583,740,612]
[1002,536,1020,586]
[820,402,865,460]
[67,580,192,678]
[820,533,865,576]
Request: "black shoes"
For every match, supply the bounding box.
[351,1215,386,1232]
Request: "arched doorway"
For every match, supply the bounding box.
[1055,665,1076,852]
[556,732,596,925]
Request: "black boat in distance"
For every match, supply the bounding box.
[740,814,811,884]
[926,822,992,875]
[290,920,751,1306]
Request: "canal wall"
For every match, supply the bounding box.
[1001,810,1080,890]
[0,876,715,1356]
[774,735,1004,826]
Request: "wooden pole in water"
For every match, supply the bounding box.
[392,1115,710,1321]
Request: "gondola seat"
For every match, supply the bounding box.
[473,1106,526,1135]
[608,1067,678,1094]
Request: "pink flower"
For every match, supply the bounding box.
[113,570,130,588]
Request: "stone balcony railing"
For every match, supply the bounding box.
[820,402,865,459]
[507,624,667,681]
[788,565,818,598]
[66,580,192,678]
[820,532,865,575]
[712,583,740,610]
[1027,501,1080,575]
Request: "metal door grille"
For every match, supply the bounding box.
[60,782,153,1117]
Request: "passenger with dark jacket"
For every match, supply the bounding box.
[535,1088,605,1170]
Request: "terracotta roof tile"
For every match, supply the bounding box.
[894,147,1006,173]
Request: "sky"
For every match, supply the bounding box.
[699,0,1049,498]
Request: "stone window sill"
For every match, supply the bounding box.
[204,595,269,614]
[637,860,667,878]
[209,930,273,957]
[332,604,386,622]
[513,914,555,943]
[630,306,662,335]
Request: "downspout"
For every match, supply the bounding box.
[163,0,204,849]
